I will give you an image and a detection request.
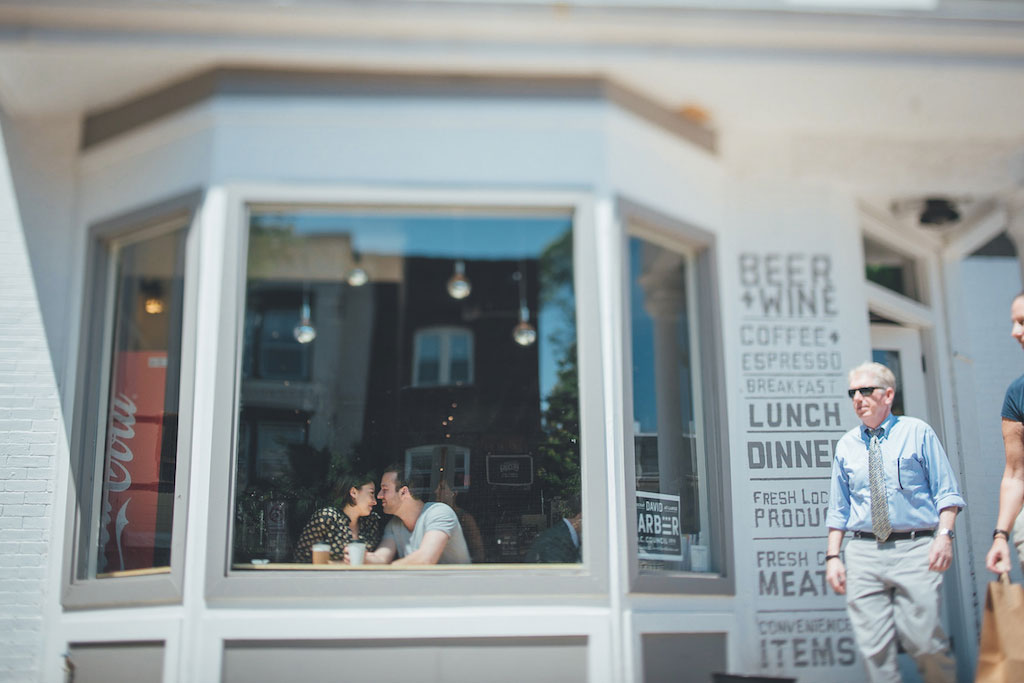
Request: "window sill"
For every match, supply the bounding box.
[232,562,583,571]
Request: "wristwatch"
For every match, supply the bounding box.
[937,528,955,539]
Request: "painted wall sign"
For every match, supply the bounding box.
[735,248,862,680]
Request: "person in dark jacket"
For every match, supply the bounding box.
[525,494,582,563]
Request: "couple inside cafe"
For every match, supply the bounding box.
[290,465,582,567]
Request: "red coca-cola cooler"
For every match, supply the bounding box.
[99,350,168,573]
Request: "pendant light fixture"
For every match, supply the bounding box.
[511,269,536,347]
[293,289,317,344]
[447,260,472,300]
[346,266,368,287]
[346,250,368,287]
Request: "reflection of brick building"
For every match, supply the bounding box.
[364,256,546,562]
[233,247,562,563]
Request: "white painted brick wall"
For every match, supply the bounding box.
[0,122,61,681]
[960,256,1024,599]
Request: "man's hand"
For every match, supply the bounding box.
[826,557,846,595]
[357,538,396,565]
[987,536,1012,574]
[928,534,953,572]
[988,418,1024,575]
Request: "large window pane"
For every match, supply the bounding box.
[93,227,187,577]
[233,207,579,567]
[629,237,714,574]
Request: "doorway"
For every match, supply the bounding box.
[870,323,928,423]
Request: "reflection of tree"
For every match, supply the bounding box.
[278,444,348,533]
[536,229,581,516]
[536,345,581,512]
[248,217,299,273]
[538,229,575,354]
[233,444,349,560]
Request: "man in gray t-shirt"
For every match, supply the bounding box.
[355,466,471,565]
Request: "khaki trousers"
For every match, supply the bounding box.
[844,535,955,683]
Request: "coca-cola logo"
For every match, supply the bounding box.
[107,393,136,491]
[99,392,137,571]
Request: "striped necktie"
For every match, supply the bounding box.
[867,427,892,542]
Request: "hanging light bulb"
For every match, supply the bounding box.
[513,305,537,346]
[511,268,536,346]
[446,260,471,300]
[346,249,368,287]
[144,297,165,315]
[293,292,317,344]
[346,267,368,287]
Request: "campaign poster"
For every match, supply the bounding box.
[636,491,683,561]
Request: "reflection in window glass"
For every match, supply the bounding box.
[414,332,441,386]
[629,237,714,574]
[864,237,918,301]
[450,332,471,384]
[94,228,186,577]
[871,349,905,417]
[413,327,473,387]
[233,208,579,567]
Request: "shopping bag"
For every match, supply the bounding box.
[975,573,1024,683]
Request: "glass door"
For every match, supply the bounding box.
[870,323,927,423]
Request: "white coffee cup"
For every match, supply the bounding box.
[689,544,710,573]
[311,543,330,565]
[348,541,367,566]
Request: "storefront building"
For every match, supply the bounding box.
[2,2,1024,682]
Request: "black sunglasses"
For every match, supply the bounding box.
[848,386,883,398]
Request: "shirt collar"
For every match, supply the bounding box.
[562,517,580,548]
[862,412,897,439]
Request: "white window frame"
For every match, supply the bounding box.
[204,184,608,603]
[618,198,733,596]
[63,191,202,608]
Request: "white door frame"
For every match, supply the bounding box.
[870,323,928,424]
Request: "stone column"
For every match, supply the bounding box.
[640,260,688,496]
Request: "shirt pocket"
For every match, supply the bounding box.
[897,454,927,490]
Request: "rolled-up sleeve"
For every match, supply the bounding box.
[826,443,852,530]
[922,427,966,511]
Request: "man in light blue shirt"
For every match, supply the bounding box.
[825,362,964,683]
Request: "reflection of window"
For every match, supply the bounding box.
[413,327,473,387]
[68,208,191,603]
[629,235,714,575]
[259,309,311,380]
[633,433,659,489]
[871,349,906,416]
[864,237,919,301]
[244,420,309,480]
[405,444,470,495]
[243,291,313,381]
